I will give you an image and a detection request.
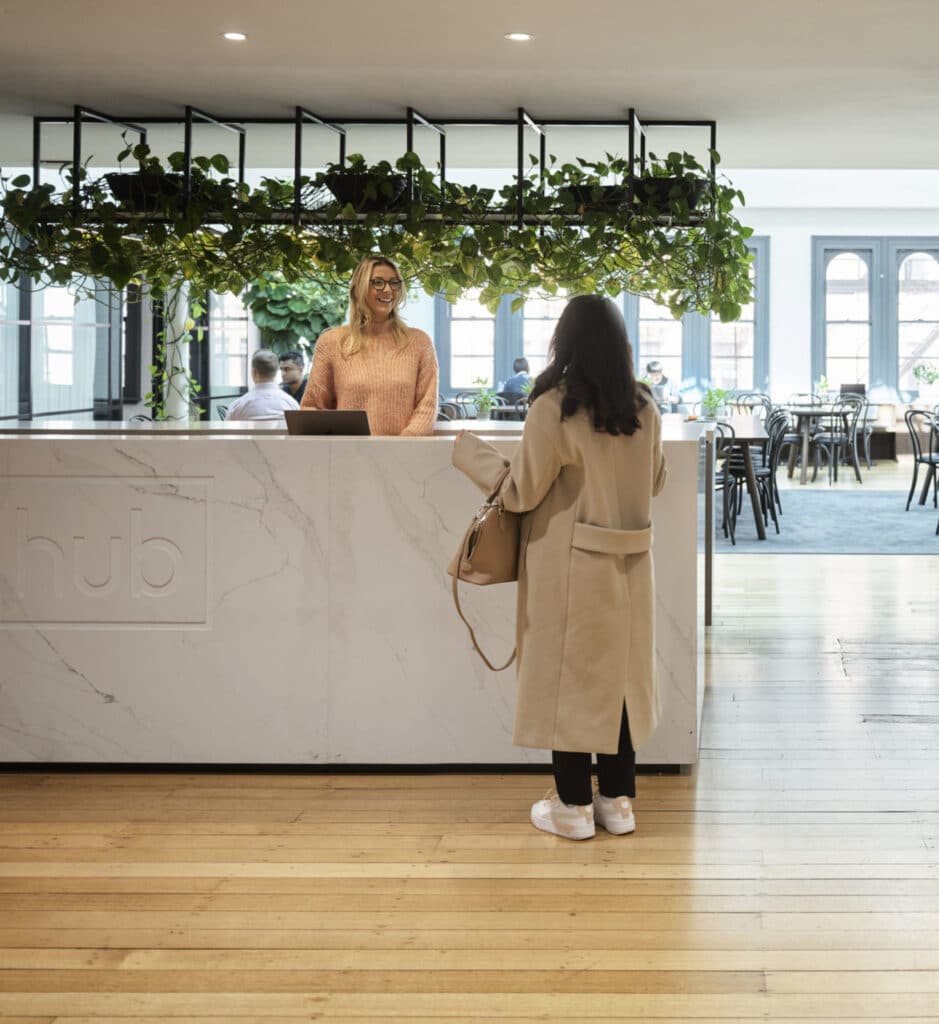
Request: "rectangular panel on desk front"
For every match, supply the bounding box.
[0,477,209,625]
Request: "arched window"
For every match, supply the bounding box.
[824,252,870,388]
[897,251,939,392]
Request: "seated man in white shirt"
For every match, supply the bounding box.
[227,350,301,421]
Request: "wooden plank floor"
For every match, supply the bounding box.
[1,551,938,1022]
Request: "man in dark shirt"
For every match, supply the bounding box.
[279,351,307,404]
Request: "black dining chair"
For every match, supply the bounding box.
[128,414,153,423]
[724,412,786,534]
[216,404,230,420]
[788,392,823,406]
[904,409,939,510]
[811,394,865,484]
[712,421,740,545]
[733,392,772,418]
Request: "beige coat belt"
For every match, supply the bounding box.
[571,522,653,555]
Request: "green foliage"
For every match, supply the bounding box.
[701,387,732,415]
[913,362,939,386]
[471,376,498,413]
[243,273,347,358]
[143,288,206,421]
[0,141,755,329]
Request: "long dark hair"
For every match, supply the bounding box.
[529,294,648,435]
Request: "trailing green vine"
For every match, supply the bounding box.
[0,142,755,332]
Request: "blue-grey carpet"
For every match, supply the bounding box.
[699,489,939,554]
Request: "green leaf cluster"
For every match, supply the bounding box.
[242,273,348,358]
[0,141,754,325]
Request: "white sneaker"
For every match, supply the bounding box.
[530,792,595,840]
[593,793,636,835]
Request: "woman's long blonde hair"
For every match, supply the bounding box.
[342,256,410,356]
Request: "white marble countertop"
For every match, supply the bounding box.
[0,429,703,766]
[0,414,708,442]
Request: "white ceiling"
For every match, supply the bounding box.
[0,0,937,168]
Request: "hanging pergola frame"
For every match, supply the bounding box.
[29,104,719,228]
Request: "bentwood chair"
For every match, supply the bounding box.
[904,409,939,510]
[712,421,740,545]
[216,404,229,420]
[812,394,865,484]
[733,392,772,418]
[724,411,787,534]
[129,414,153,423]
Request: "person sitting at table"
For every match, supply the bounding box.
[502,358,533,399]
[279,351,308,404]
[301,256,439,436]
[646,360,677,412]
[227,350,301,421]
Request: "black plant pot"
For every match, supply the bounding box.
[324,172,407,212]
[633,177,708,214]
[558,184,629,211]
[106,172,185,210]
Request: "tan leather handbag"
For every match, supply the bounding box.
[447,466,519,672]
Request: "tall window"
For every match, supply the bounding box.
[824,251,870,388]
[31,284,104,416]
[897,251,939,391]
[637,298,682,386]
[208,291,250,403]
[710,264,756,391]
[0,279,22,417]
[447,289,495,389]
[521,293,566,376]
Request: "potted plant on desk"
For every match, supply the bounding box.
[472,377,498,420]
[700,387,731,420]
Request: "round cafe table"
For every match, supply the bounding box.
[785,404,835,485]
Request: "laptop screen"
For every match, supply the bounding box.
[284,410,371,436]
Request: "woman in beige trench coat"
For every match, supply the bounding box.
[452,295,667,841]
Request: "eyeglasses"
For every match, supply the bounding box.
[370,278,403,292]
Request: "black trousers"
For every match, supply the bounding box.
[551,702,636,806]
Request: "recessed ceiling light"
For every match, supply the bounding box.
[223,32,247,41]
[504,32,533,41]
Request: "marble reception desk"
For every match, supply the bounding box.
[0,424,703,766]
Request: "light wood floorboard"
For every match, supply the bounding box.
[0,551,938,1020]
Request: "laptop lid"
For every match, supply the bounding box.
[284,410,371,436]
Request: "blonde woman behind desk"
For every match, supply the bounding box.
[301,256,439,436]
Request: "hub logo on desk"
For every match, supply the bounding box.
[1,478,207,625]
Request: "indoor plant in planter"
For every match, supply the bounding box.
[700,387,732,419]
[472,377,498,420]
[483,147,754,323]
[0,146,317,418]
[630,150,710,223]
[314,153,410,213]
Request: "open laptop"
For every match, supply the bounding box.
[284,409,371,436]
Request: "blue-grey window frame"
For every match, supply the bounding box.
[623,237,769,392]
[433,236,768,397]
[811,235,939,393]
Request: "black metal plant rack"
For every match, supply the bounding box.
[31,105,719,227]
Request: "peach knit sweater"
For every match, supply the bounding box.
[301,327,440,436]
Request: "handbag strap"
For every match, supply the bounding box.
[451,574,517,673]
[486,463,511,504]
